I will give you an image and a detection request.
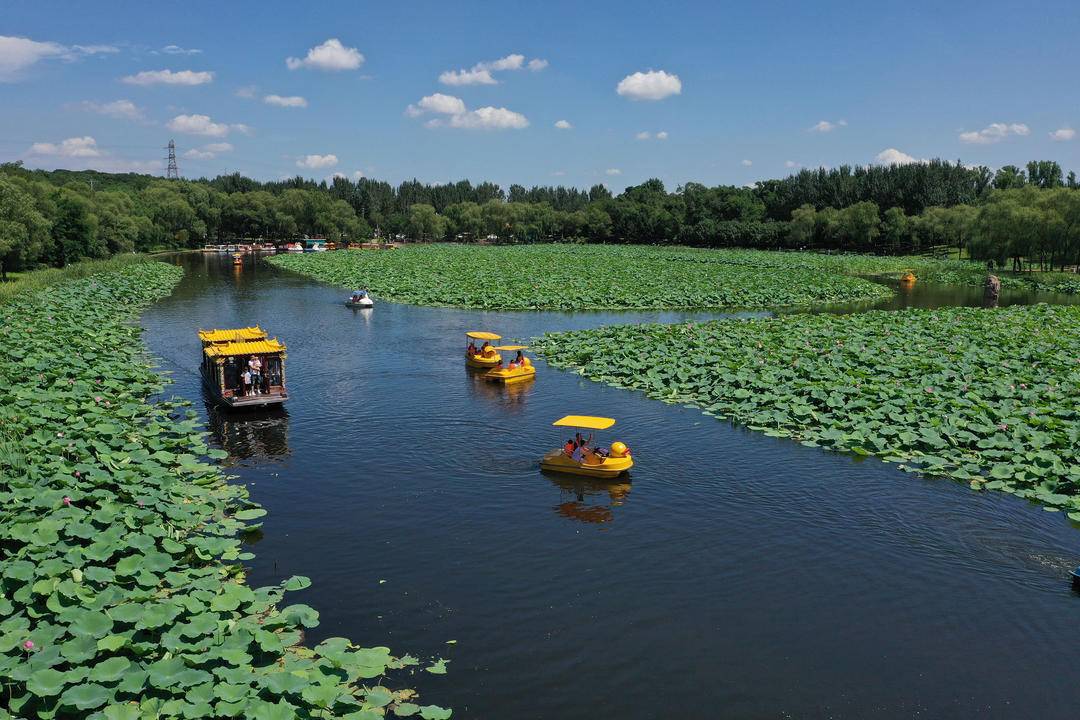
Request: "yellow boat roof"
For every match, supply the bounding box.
[494,345,528,351]
[204,338,286,358]
[553,415,616,430]
[198,326,267,344]
[466,331,501,340]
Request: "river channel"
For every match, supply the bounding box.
[141,252,1080,719]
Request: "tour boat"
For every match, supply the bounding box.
[198,326,288,409]
[465,331,502,368]
[482,345,536,384]
[540,415,634,479]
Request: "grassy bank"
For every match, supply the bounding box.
[0,255,159,305]
[268,244,895,310]
[535,305,1080,514]
[0,261,448,719]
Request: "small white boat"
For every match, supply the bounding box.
[345,290,374,308]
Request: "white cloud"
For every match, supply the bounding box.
[167,113,246,137]
[554,119,572,130]
[874,147,923,165]
[296,154,338,169]
[30,136,101,157]
[551,170,566,176]
[406,94,528,130]
[482,54,524,71]
[1050,127,1075,142]
[25,135,162,173]
[330,170,365,182]
[235,85,257,99]
[0,35,116,81]
[438,53,545,86]
[741,159,753,167]
[286,39,363,71]
[161,45,201,55]
[184,141,234,160]
[785,160,801,168]
[656,130,668,140]
[264,94,308,108]
[445,107,529,130]
[122,69,214,86]
[80,99,143,120]
[616,69,681,101]
[958,122,1030,144]
[72,45,119,55]
[439,68,496,86]
[406,93,467,117]
[605,168,621,176]
[809,119,847,133]
[635,131,651,141]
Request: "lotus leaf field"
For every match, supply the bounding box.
[268,245,895,310]
[0,261,448,719]
[535,305,1080,514]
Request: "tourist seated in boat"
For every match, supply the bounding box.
[480,341,495,357]
[564,438,576,456]
[467,341,478,356]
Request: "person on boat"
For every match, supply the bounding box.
[351,292,361,303]
[507,356,519,369]
[248,356,263,395]
[467,341,478,356]
[480,341,494,357]
[514,350,527,367]
[241,369,252,397]
[564,438,576,456]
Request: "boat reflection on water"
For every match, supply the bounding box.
[465,368,533,410]
[544,471,632,525]
[348,307,374,325]
[204,400,290,466]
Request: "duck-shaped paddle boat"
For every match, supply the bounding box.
[482,345,536,384]
[540,415,634,479]
[465,331,502,369]
[345,290,374,308]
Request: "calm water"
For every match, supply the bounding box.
[143,253,1080,720]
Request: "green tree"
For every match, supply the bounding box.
[0,176,50,279]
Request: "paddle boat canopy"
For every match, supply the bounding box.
[483,345,536,384]
[199,326,288,409]
[466,331,502,368]
[346,289,374,308]
[540,415,633,479]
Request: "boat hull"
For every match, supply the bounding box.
[201,369,287,409]
[483,366,536,384]
[539,449,633,479]
[466,354,502,369]
[345,300,374,308]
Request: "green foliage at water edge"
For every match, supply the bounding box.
[268,244,895,310]
[0,261,448,718]
[535,305,1080,513]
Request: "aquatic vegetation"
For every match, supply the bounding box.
[535,304,1080,513]
[0,261,447,718]
[268,244,895,310]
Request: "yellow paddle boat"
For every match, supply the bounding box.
[465,331,502,368]
[899,270,917,284]
[540,415,634,479]
[483,345,536,384]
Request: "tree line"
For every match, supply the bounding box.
[1,158,1078,278]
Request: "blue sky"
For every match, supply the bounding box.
[2,0,1079,191]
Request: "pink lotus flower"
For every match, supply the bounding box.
[137,501,144,508]
[998,423,1008,431]
[94,396,102,403]
[23,640,33,651]
[62,497,71,506]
